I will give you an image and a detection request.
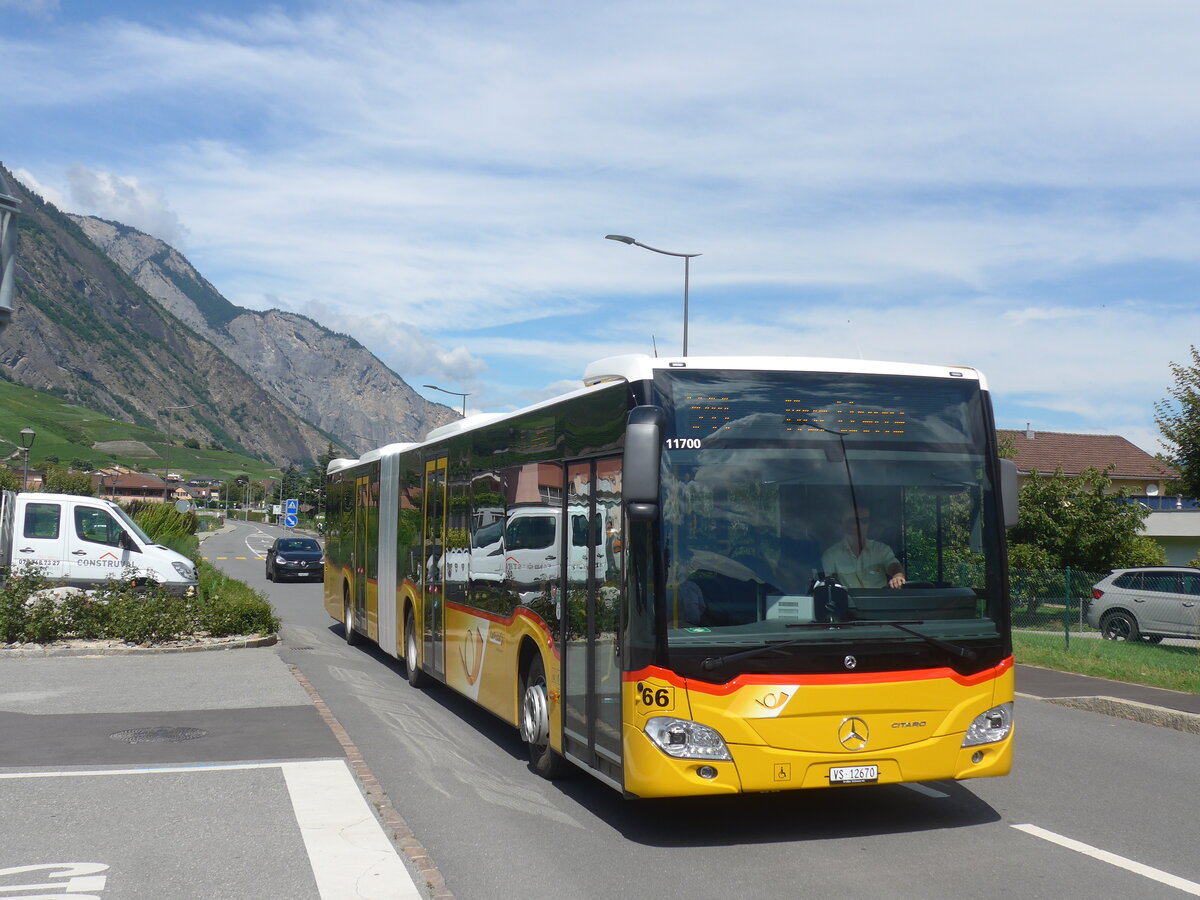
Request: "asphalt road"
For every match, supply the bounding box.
[215,520,1200,900]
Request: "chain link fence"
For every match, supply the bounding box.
[1010,568,1105,649]
[1011,567,1200,651]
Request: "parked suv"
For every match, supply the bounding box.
[1088,567,1200,642]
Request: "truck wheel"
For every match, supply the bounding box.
[405,609,428,688]
[520,654,569,779]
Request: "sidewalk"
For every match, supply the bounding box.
[1016,664,1200,735]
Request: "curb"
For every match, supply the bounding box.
[287,664,454,900]
[0,634,279,658]
[1040,695,1200,736]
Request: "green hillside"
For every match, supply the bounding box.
[0,379,281,481]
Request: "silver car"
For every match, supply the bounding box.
[1088,567,1200,642]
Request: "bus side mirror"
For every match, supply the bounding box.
[999,458,1019,528]
[624,405,666,522]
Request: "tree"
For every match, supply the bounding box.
[1007,467,1156,572]
[305,441,341,515]
[1154,344,1200,498]
[42,464,96,496]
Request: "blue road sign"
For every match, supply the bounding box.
[284,514,298,528]
[285,498,299,514]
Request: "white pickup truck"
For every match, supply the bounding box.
[0,491,198,592]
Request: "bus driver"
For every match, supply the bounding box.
[821,505,906,589]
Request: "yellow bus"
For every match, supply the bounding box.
[324,354,1018,797]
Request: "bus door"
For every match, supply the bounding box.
[422,458,448,678]
[354,475,370,625]
[562,458,623,777]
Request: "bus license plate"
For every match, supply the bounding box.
[829,765,878,784]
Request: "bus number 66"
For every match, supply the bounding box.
[636,682,673,709]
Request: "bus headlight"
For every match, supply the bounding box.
[644,716,732,761]
[961,702,1013,747]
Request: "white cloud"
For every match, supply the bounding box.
[65,166,188,247]
[7,0,1200,450]
[0,0,58,16]
[11,168,68,208]
[295,298,487,387]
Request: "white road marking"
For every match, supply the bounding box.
[1013,823,1200,896]
[901,782,948,798]
[0,760,420,900]
[283,759,421,900]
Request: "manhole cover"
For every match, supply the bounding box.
[109,726,209,744]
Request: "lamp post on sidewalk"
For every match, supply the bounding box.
[605,234,701,356]
[18,427,35,491]
[423,384,469,418]
[158,404,198,502]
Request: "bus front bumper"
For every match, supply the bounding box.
[621,724,1013,798]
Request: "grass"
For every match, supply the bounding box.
[1013,631,1200,694]
[0,379,282,480]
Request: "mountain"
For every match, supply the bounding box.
[70,215,454,455]
[0,165,456,466]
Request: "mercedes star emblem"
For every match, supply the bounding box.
[838,716,869,751]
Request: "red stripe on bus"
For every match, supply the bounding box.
[445,600,560,657]
[624,656,1013,693]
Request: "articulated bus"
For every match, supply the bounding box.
[323,354,1019,798]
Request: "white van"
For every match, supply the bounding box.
[0,491,198,592]
[444,505,611,589]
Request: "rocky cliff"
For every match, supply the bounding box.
[0,165,456,465]
[72,215,456,454]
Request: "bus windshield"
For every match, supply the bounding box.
[653,369,1008,680]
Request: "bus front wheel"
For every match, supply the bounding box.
[520,654,568,779]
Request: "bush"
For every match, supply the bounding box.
[128,502,197,541]
[0,563,278,645]
[194,561,279,637]
[105,590,196,644]
[0,568,53,643]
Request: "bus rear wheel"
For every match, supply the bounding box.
[343,587,360,646]
[520,654,568,779]
[405,610,428,688]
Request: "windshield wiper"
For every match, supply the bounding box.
[700,636,816,671]
[805,619,979,661]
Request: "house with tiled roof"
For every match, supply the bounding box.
[998,428,1199,565]
[92,467,169,502]
[997,428,1177,494]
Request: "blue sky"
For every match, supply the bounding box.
[4,0,1200,454]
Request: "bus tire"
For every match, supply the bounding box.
[520,653,569,779]
[343,586,361,646]
[405,609,428,688]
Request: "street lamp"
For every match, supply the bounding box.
[605,234,701,356]
[18,427,35,492]
[158,403,198,502]
[0,169,20,335]
[423,384,469,418]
